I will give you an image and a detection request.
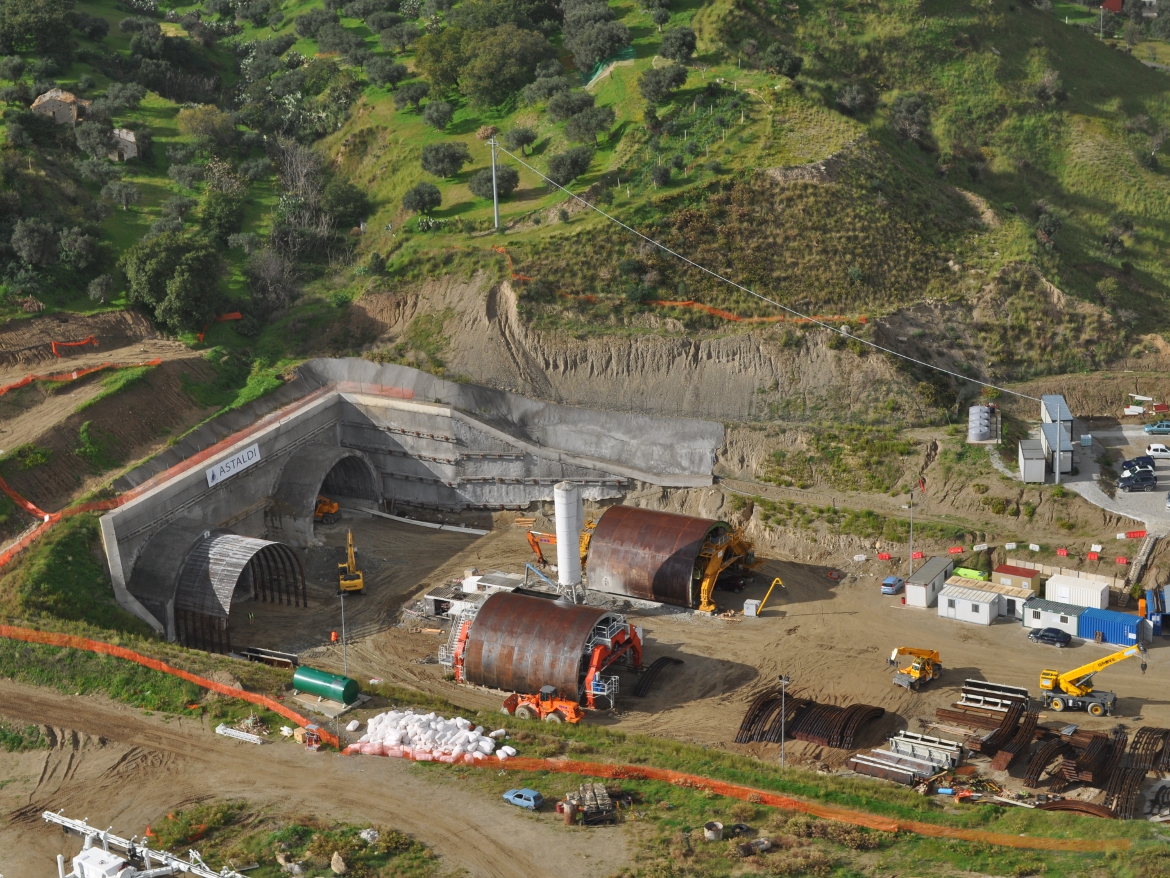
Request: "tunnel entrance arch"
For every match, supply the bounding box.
[268,444,381,546]
[173,533,306,653]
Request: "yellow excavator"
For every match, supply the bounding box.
[526,519,596,568]
[697,527,760,614]
[337,529,364,595]
[888,647,943,691]
[1039,643,1147,716]
[315,494,340,525]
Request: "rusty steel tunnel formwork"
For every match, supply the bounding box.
[173,533,307,653]
[460,592,622,700]
[585,506,729,608]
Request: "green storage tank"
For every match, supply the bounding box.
[293,666,360,705]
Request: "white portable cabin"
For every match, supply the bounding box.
[1044,573,1109,610]
[1039,423,1073,474]
[1022,598,1085,637]
[905,556,954,608]
[1018,439,1046,483]
[938,585,1000,626]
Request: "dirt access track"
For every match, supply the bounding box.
[0,311,188,384]
[0,679,628,878]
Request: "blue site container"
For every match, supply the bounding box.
[1077,608,1142,646]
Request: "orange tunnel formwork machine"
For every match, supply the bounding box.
[446,591,642,710]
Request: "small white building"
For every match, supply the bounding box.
[1018,439,1046,483]
[906,556,954,608]
[1039,423,1073,474]
[1045,573,1109,610]
[110,128,138,161]
[1041,394,1072,426]
[1023,598,1086,637]
[938,584,1000,626]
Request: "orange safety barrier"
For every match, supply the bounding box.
[0,358,161,399]
[491,245,535,281]
[51,335,98,357]
[342,748,1128,851]
[215,312,244,322]
[0,624,338,747]
[647,300,866,326]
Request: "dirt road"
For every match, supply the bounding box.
[0,680,628,878]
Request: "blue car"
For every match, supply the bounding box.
[503,788,544,810]
[881,576,905,595]
[1144,421,1170,435]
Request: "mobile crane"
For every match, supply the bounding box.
[1039,643,1148,716]
[888,647,943,691]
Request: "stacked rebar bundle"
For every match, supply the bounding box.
[735,691,882,749]
[990,711,1039,771]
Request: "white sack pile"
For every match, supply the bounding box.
[344,710,518,763]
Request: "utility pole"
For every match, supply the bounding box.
[908,492,915,579]
[490,137,500,230]
[340,592,348,676]
[778,674,791,769]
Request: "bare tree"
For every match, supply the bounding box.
[272,137,325,205]
[245,248,300,317]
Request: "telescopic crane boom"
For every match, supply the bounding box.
[1039,643,1147,716]
[888,647,942,690]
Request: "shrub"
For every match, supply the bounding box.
[422,99,453,130]
[762,43,802,77]
[891,93,931,143]
[402,181,441,213]
[546,145,593,185]
[468,165,519,198]
[649,165,671,186]
[420,141,471,177]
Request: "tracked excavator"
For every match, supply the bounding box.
[888,647,943,691]
[1039,643,1147,716]
[337,529,364,595]
[314,494,340,524]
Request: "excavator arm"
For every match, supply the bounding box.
[696,528,759,613]
[1047,644,1147,697]
[527,521,597,568]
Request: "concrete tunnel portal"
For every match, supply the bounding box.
[101,359,725,642]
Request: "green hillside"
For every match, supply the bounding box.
[0,0,1168,374]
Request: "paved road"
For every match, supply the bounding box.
[1059,422,1170,536]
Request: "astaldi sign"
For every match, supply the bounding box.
[206,443,262,487]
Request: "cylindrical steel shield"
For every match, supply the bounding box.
[461,592,610,698]
[585,506,727,607]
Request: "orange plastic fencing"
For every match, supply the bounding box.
[0,358,161,399]
[647,300,867,326]
[491,245,535,281]
[339,749,1128,852]
[0,624,338,747]
[51,336,98,357]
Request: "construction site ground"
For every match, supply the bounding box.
[0,678,628,878]
[278,517,1170,772]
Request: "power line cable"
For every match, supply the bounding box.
[493,143,1040,403]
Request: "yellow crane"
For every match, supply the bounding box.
[888,647,942,691]
[1039,643,1147,716]
[337,529,364,595]
[697,527,760,614]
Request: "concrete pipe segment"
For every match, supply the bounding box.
[586,506,728,608]
[460,592,615,699]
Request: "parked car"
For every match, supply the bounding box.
[1148,444,1170,459]
[1028,627,1071,647]
[1120,470,1158,492]
[1121,462,1155,479]
[1144,421,1170,435]
[881,576,905,595]
[503,788,544,810]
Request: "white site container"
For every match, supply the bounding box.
[905,557,954,608]
[1044,574,1109,610]
[938,585,999,626]
[743,599,761,617]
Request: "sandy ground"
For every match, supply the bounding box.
[288,519,1170,773]
[0,679,629,878]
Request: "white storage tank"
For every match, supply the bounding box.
[1044,573,1109,610]
[967,405,992,442]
